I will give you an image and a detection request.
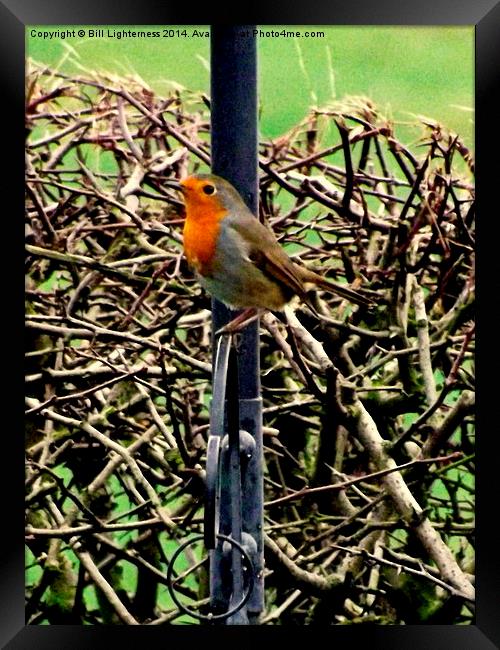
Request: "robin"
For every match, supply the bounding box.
[180,173,372,333]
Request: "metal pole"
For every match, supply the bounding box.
[210,25,264,624]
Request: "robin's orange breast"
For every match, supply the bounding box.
[182,192,228,275]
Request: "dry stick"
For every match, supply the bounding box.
[119,261,170,328]
[263,397,318,416]
[396,153,433,240]
[412,276,438,406]
[434,279,474,338]
[260,589,302,624]
[26,517,165,538]
[387,137,418,184]
[391,387,450,453]
[311,157,410,191]
[149,610,186,625]
[26,82,71,113]
[90,532,182,590]
[446,322,475,385]
[158,356,193,467]
[28,115,103,148]
[346,339,447,382]
[77,550,140,624]
[117,95,143,162]
[264,533,342,595]
[261,313,309,388]
[135,383,177,448]
[393,324,475,451]
[285,325,326,400]
[336,119,355,215]
[66,269,98,317]
[29,464,102,525]
[285,307,334,373]
[25,183,58,241]
[119,162,145,203]
[26,362,174,385]
[47,124,91,170]
[420,390,475,459]
[448,184,475,247]
[88,425,167,494]
[267,520,471,605]
[316,313,390,340]
[37,332,63,469]
[287,306,388,350]
[63,519,200,605]
[26,244,154,284]
[383,544,475,583]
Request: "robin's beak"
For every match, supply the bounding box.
[163,179,183,192]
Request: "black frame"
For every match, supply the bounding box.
[12,0,499,647]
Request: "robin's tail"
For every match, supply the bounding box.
[296,265,373,308]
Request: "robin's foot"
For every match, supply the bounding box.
[215,308,261,337]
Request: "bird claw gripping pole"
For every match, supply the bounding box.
[167,332,263,624]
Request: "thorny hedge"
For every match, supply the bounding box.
[25,61,475,625]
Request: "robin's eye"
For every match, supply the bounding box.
[203,184,216,195]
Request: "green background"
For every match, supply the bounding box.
[27,25,473,147]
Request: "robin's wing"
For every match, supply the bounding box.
[229,215,315,308]
[229,214,373,309]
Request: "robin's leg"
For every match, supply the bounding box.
[215,307,262,336]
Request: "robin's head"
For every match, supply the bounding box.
[180,173,247,218]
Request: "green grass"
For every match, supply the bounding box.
[27,25,473,147]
